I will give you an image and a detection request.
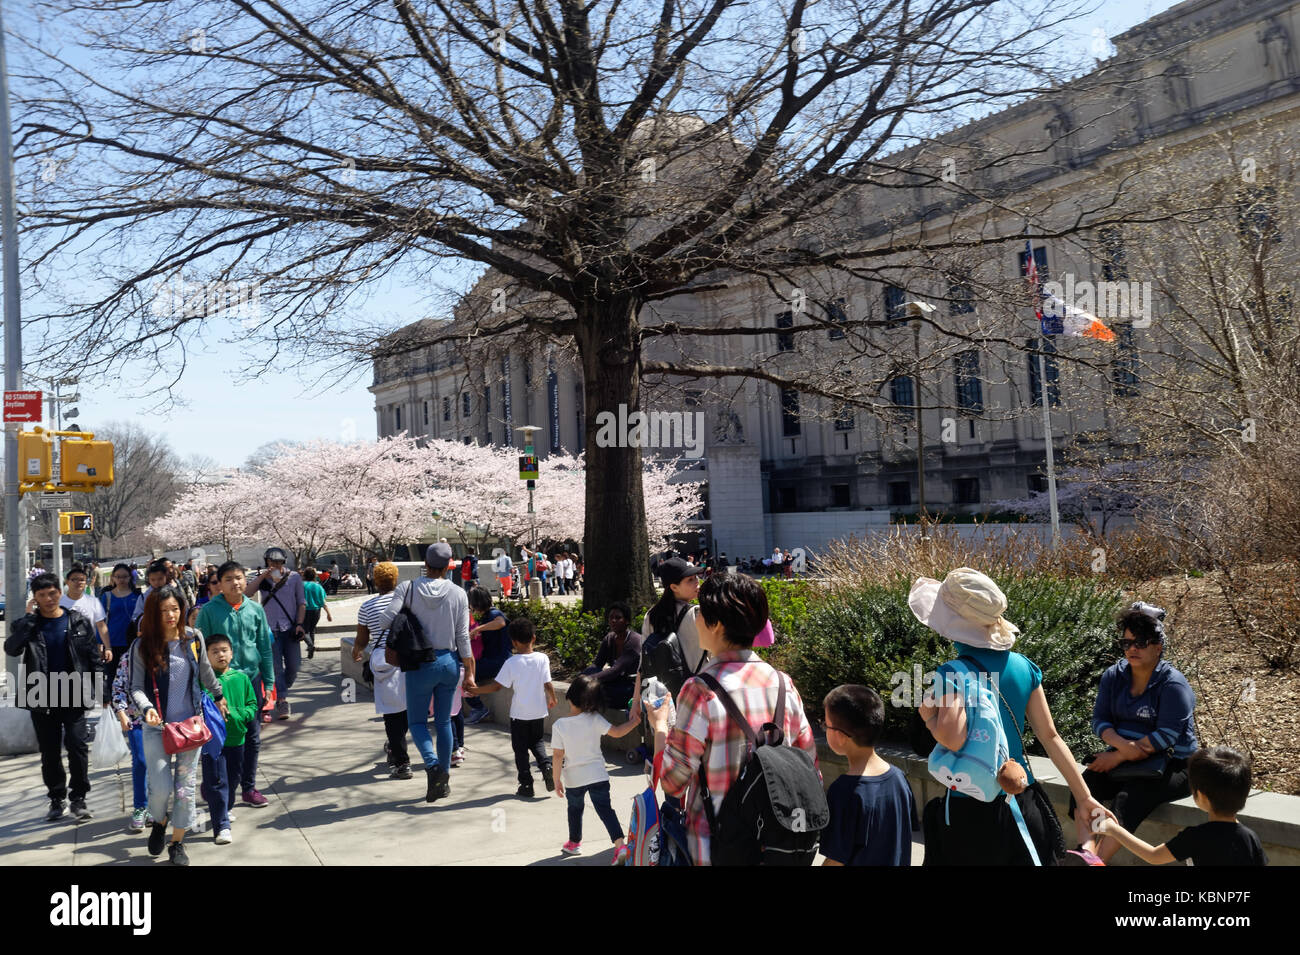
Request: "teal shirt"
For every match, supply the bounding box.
[936,644,1043,788]
[304,581,328,611]
[195,596,274,688]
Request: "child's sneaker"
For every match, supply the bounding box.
[516,783,535,798]
[451,748,466,767]
[612,845,630,866]
[215,828,233,845]
[542,765,555,792]
[129,807,148,832]
[241,788,269,808]
[391,763,413,780]
[561,841,582,856]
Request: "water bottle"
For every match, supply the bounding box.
[641,677,675,728]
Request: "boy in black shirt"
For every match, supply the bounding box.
[820,684,919,866]
[1096,745,1267,865]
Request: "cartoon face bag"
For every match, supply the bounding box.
[926,659,1009,802]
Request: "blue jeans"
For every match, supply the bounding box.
[272,630,301,699]
[125,725,147,810]
[566,780,623,844]
[200,744,243,832]
[404,652,459,770]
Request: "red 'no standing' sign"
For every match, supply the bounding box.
[3,390,43,423]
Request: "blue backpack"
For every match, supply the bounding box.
[926,658,1040,865]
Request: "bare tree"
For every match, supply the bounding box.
[17,0,1183,606]
[69,422,183,556]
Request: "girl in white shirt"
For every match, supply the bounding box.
[551,674,641,862]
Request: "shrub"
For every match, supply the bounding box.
[498,600,635,677]
[768,574,1124,756]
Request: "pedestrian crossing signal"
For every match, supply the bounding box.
[59,512,93,535]
[18,430,53,483]
[60,439,114,486]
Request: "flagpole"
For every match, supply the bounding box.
[1037,347,1061,549]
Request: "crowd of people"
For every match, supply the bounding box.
[4,543,1269,867]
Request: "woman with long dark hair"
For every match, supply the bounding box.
[130,587,226,865]
[641,558,706,683]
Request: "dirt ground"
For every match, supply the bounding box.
[1141,570,1300,795]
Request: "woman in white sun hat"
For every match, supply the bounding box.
[910,567,1114,865]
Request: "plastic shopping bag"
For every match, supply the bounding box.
[90,708,130,768]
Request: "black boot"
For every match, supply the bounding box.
[425,766,450,803]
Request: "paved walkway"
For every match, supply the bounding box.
[1,598,924,865]
[0,647,648,867]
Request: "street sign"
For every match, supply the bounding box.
[3,390,43,423]
[38,492,72,510]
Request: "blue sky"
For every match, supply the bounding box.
[15,0,1178,467]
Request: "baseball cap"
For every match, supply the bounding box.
[425,542,456,570]
[655,557,703,587]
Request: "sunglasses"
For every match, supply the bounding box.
[1117,637,1161,651]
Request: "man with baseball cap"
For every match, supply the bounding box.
[245,547,307,720]
[377,543,475,802]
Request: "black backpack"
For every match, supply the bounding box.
[638,604,698,698]
[695,671,829,866]
[384,581,438,672]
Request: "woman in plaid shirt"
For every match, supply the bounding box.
[646,574,818,865]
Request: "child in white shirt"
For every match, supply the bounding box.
[551,674,641,862]
[469,618,556,796]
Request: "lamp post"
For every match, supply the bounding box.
[516,425,541,554]
[905,301,935,540]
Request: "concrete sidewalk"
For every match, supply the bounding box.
[0,651,650,867]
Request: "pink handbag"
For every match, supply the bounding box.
[152,668,211,755]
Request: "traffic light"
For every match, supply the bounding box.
[59,512,92,534]
[18,430,53,483]
[60,438,114,486]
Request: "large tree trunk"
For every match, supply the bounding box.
[575,295,656,612]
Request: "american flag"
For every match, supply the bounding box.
[1024,239,1044,322]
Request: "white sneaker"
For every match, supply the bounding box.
[228,812,237,822]
[215,829,233,845]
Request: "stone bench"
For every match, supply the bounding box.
[817,739,1300,866]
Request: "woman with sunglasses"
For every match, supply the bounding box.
[1069,602,1197,864]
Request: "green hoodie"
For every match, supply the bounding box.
[196,595,274,688]
[212,667,258,747]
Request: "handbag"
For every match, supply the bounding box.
[150,642,213,756]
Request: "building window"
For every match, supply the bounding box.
[442,396,451,422]
[462,392,471,417]
[1027,338,1060,407]
[1099,226,1128,281]
[394,406,402,431]
[773,486,797,512]
[1236,184,1280,247]
[1027,473,1048,494]
[775,311,795,352]
[953,477,980,505]
[825,299,848,340]
[523,358,532,387]
[834,404,855,431]
[888,481,911,506]
[830,484,851,508]
[948,276,975,314]
[883,284,908,326]
[954,350,983,414]
[889,375,914,410]
[423,401,429,426]
[780,388,800,436]
[1112,324,1139,397]
[483,386,491,414]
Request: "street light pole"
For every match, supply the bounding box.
[1,10,26,670]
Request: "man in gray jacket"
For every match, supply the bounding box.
[378,543,475,802]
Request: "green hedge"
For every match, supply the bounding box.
[765,576,1124,756]
[497,600,612,676]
